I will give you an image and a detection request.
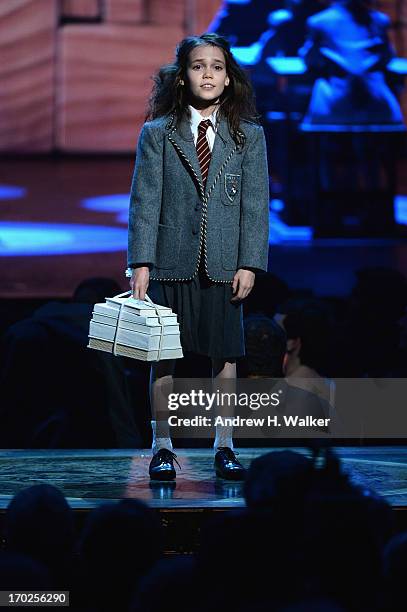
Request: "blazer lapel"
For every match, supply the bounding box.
[204,116,237,198]
[167,114,237,200]
[167,116,205,197]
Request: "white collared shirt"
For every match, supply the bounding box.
[189,105,218,152]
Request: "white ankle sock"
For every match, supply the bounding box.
[151,420,173,455]
[213,425,233,452]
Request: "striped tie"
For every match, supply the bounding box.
[196,119,212,188]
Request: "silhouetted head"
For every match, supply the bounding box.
[79,499,162,608]
[244,450,314,509]
[276,298,332,375]
[131,557,198,612]
[4,485,74,571]
[303,487,392,608]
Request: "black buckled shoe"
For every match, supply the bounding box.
[214,447,246,481]
[149,449,180,481]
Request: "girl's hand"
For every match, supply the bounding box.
[130,266,150,301]
[231,269,255,302]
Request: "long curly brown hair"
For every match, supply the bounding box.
[146,33,259,148]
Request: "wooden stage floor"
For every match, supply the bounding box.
[1,447,406,510]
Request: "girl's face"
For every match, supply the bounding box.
[186,45,230,107]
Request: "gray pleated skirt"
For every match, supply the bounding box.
[148,262,245,360]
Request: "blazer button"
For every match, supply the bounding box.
[195,203,201,211]
[192,226,199,235]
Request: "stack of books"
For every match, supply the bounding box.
[88,295,183,361]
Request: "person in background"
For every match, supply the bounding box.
[4,485,75,589]
[275,298,336,420]
[300,0,403,126]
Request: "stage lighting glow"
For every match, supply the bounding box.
[0,185,27,199]
[270,199,285,212]
[266,57,307,75]
[231,42,263,66]
[387,57,407,75]
[394,195,407,225]
[0,222,127,256]
[82,194,129,213]
[82,194,129,223]
[2,195,403,258]
[269,212,312,244]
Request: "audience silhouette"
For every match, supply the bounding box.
[4,484,75,589]
[76,499,162,611]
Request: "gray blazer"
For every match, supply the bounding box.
[127,113,269,283]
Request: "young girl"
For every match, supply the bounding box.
[127,33,269,481]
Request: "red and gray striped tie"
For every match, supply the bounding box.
[196,119,212,188]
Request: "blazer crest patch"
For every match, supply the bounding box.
[224,173,241,202]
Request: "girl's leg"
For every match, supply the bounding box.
[150,360,176,454]
[212,359,237,451]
